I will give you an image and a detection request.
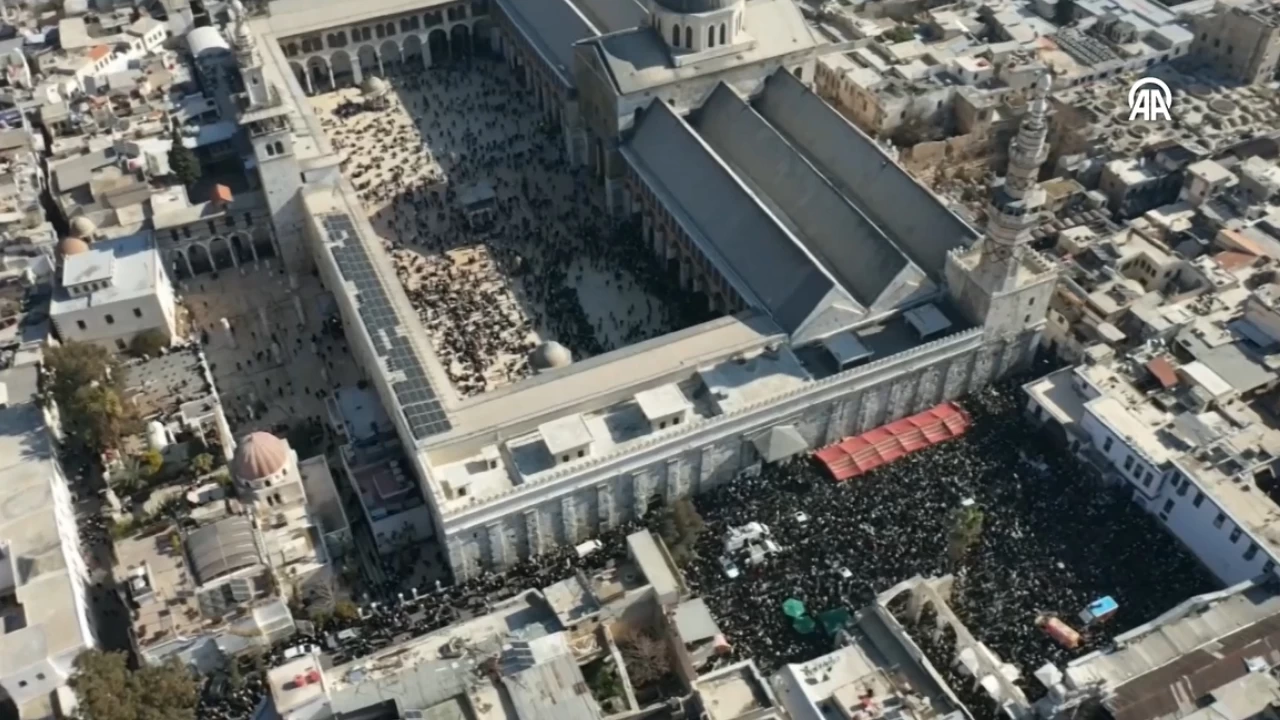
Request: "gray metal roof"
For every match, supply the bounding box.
[621,100,859,335]
[674,599,721,643]
[752,71,978,278]
[495,0,599,89]
[187,516,260,585]
[692,83,929,311]
[569,0,648,33]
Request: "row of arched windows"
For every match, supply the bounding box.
[282,6,476,56]
[668,21,727,50]
[264,141,286,157]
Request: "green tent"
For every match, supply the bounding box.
[782,598,806,619]
[819,608,853,634]
[792,616,817,634]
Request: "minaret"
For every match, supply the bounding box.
[975,73,1052,292]
[944,72,1059,340]
[230,0,271,110]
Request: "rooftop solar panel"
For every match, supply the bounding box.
[319,213,452,440]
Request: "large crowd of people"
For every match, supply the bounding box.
[681,382,1216,701]
[316,58,709,397]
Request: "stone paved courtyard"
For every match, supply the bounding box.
[309,59,696,398]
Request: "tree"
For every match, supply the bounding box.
[655,498,704,567]
[334,599,359,621]
[883,25,916,43]
[168,127,202,188]
[110,456,146,495]
[69,649,199,720]
[141,449,163,477]
[615,627,671,687]
[129,329,169,358]
[44,342,132,455]
[946,505,985,566]
[191,452,215,476]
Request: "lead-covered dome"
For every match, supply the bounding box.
[233,431,289,480]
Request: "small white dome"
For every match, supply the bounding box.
[361,76,389,97]
[70,216,96,238]
[529,341,572,371]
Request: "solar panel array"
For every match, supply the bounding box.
[321,213,452,440]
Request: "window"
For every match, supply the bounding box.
[244,212,253,227]
[1214,512,1226,528]
[76,320,86,330]
[207,221,217,234]
[1176,480,1189,496]
[1162,499,1174,514]
[1245,544,1259,561]
[708,26,715,47]
[115,339,126,351]
[720,23,726,44]
[105,314,115,325]
[18,681,26,688]
[1029,297,1035,306]
[685,26,692,49]
[1123,456,1134,471]
[561,454,569,463]
[36,673,44,681]
[1266,560,1276,574]
[1193,491,1204,507]
[1231,527,1243,543]
[1103,437,1113,452]
[133,307,142,318]
[376,24,385,38]
[577,449,585,458]
[1142,471,1153,487]
[1131,462,1142,478]
[672,24,680,47]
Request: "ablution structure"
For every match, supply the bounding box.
[228,0,1060,579]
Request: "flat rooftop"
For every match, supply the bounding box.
[696,662,775,720]
[49,231,161,314]
[122,345,213,418]
[0,365,90,679]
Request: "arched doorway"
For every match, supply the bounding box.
[289,61,307,92]
[472,19,494,55]
[208,237,234,271]
[427,29,449,66]
[305,55,332,93]
[330,50,355,87]
[171,251,191,281]
[402,34,424,69]
[253,234,276,261]
[356,44,379,77]
[188,244,213,275]
[449,24,470,61]
[230,234,254,265]
[379,39,402,74]
[645,492,664,515]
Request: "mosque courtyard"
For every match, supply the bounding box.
[309,57,710,398]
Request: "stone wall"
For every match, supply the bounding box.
[444,327,1037,578]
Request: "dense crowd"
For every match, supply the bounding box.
[682,382,1217,700]
[317,58,709,397]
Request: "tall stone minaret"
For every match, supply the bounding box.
[975,73,1052,292]
[945,72,1059,339]
[230,0,271,110]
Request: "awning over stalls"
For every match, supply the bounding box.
[753,425,808,463]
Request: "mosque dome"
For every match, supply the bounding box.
[70,216,96,238]
[652,0,739,13]
[59,236,90,256]
[529,341,573,371]
[232,431,290,480]
[361,76,389,97]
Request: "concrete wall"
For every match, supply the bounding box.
[444,326,1037,578]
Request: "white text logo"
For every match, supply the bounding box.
[1128,77,1173,122]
